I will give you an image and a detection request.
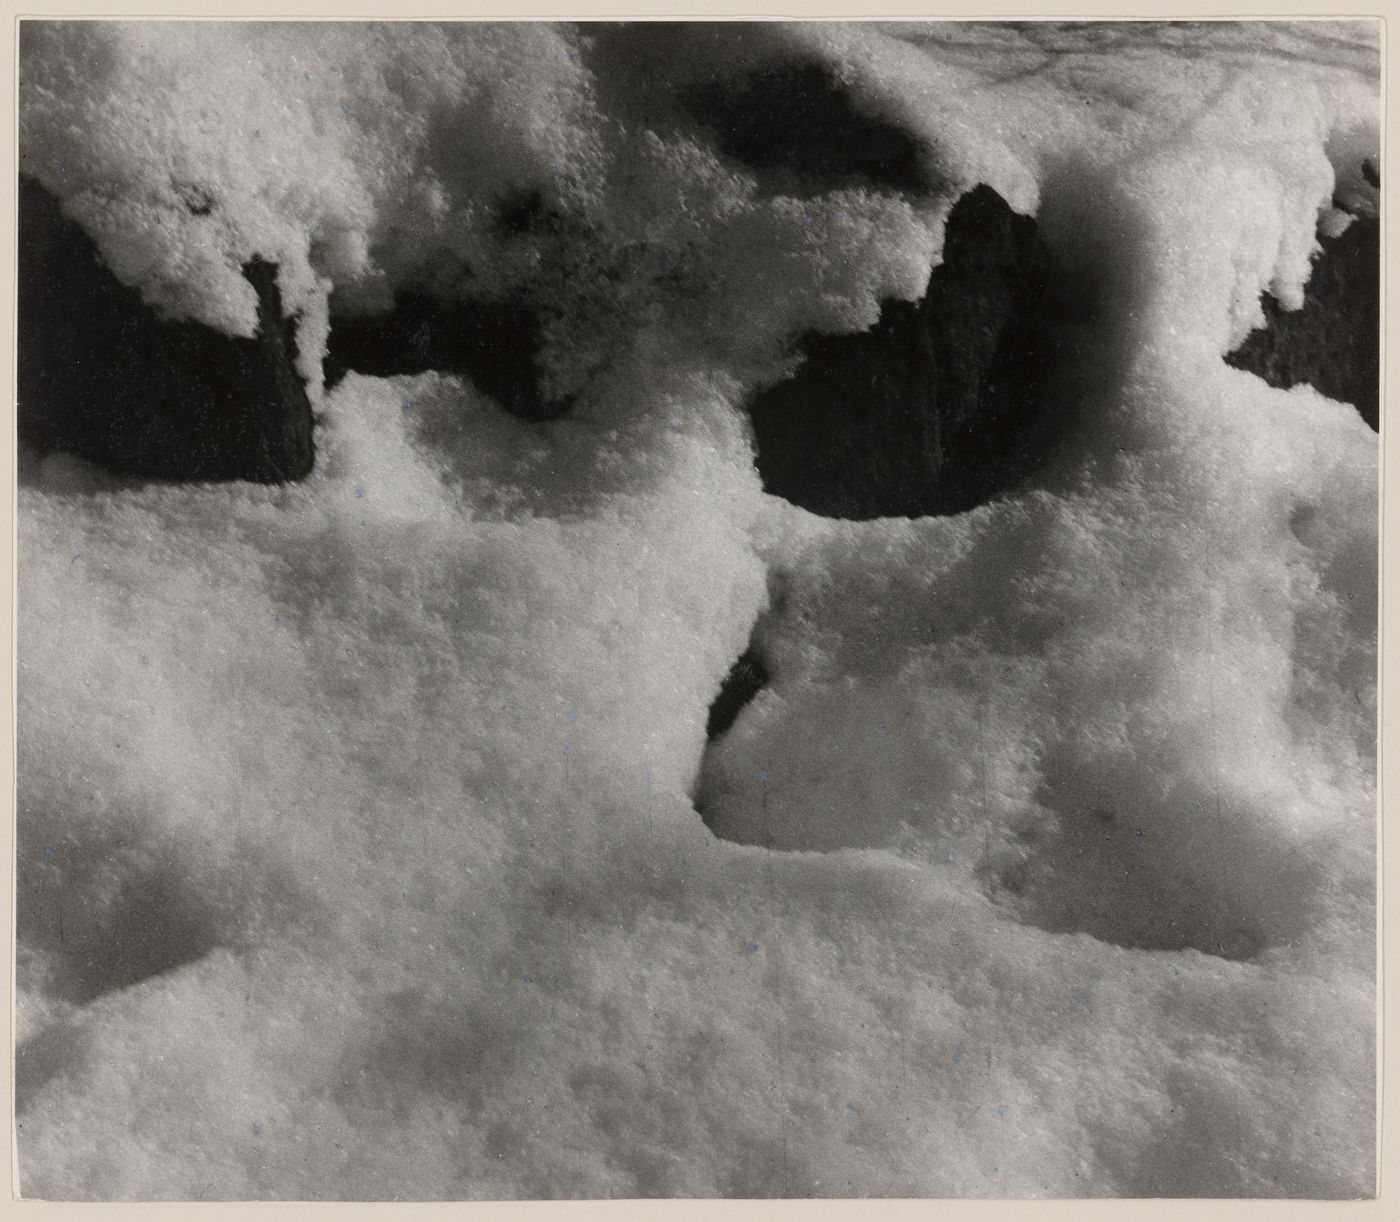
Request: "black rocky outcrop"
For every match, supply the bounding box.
[1226,205,1379,431]
[18,175,314,483]
[688,61,934,195]
[746,183,1055,519]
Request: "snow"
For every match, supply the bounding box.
[16,19,1379,1199]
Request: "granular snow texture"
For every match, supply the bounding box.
[16,20,1379,1199]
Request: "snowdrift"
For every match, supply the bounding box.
[16,20,1379,1198]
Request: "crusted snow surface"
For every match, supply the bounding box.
[16,20,1378,1199]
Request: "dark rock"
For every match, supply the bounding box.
[746,183,1054,519]
[1225,213,1379,431]
[706,649,770,740]
[324,289,564,423]
[17,175,314,483]
[687,61,934,195]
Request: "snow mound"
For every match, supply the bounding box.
[17,19,1378,1199]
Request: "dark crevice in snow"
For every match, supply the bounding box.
[705,649,771,741]
[686,61,936,195]
[695,624,774,831]
[743,183,1057,519]
[323,289,568,423]
[16,175,315,483]
[1226,169,1379,431]
[1361,157,1380,188]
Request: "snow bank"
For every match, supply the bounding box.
[16,20,1378,1198]
[19,21,939,399]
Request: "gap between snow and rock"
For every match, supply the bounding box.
[705,649,771,742]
